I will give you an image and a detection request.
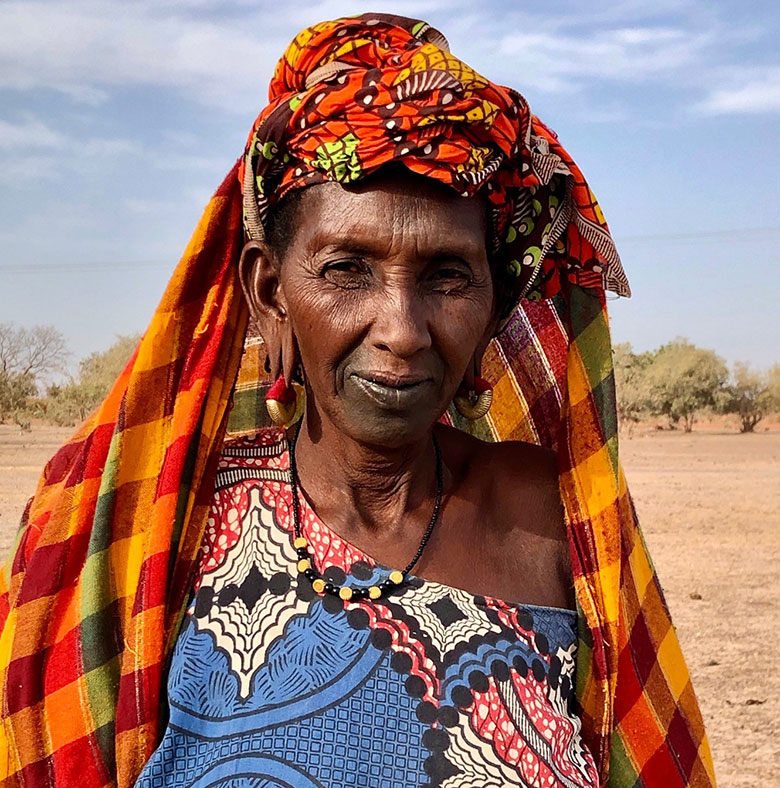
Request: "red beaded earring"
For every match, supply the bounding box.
[265,375,304,427]
[453,376,493,420]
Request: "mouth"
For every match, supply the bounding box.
[350,371,434,410]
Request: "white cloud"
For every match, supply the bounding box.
[0,0,777,120]
[0,0,446,112]
[697,67,780,114]
[0,153,60,183]
[0,117,66,150]
[123,185,213,216]
[493,26,711,93]
[0,115,139,183]
[80,138,139,158]
[0,1,284,111]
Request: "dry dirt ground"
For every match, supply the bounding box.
[1,423,778,786]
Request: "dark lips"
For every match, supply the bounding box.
[350,372,434,410]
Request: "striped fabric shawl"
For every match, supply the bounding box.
[0,18,714,788]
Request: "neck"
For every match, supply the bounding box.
[290,410,438,538]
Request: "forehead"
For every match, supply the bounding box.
[289,171,488,256]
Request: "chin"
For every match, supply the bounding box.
[340,409,440,450]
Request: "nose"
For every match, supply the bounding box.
[370,285,432,359]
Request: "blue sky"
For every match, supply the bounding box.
[1,0,779,370]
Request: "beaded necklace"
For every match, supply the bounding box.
[288,423,443,601]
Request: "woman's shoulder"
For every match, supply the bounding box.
[435,423,566,540]
[434,424,572,607]
[435,422,558,483]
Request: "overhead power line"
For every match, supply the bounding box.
[617,226,780,244]
[1,227,780,274]
[0,260,172,274]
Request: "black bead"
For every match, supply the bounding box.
[303,568,318,581]
[379,580,396,593]
[296,547,310,558]
[323,583,338,596]
[353,587,369,599]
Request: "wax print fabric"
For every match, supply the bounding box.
[135,428,599,787]
[0,12,714,788]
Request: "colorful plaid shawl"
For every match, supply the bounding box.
[0,14,714,788]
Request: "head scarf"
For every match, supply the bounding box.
[0,14,713,788]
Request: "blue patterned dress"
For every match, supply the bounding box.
[135,428,599,788]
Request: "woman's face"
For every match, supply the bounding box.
[248,170,495,448]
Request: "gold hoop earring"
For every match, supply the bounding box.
[266,375,305,427]
[453,376,493,420]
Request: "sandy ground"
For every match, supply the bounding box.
[1,423,778,786]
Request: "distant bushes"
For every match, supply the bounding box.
[0,323,140,429]
[2,322,778,434]
[38,334,140,426]
[614,338,780,433]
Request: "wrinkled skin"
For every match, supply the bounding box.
[240,170,573,609]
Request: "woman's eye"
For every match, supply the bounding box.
[429,266,471,290]
[322,259,370,288]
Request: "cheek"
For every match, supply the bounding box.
[433,301,492,379]
[284,281,363,373]
[430,270,494,361]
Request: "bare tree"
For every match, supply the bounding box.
[0,323,24,374]
[0,323,68,379]
[0,323,69,423]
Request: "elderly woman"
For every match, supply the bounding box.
[0,14,713,788]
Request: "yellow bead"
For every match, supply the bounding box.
[297,559,311,572]
[389,570,404,584]
[293,537,308,550]
[312,578,326,593]
[368,586,382,600]
[339,586,353,601]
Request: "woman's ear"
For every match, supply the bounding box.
[239,240,283,319]
[462,316,500,387]
[239,240,289,380]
